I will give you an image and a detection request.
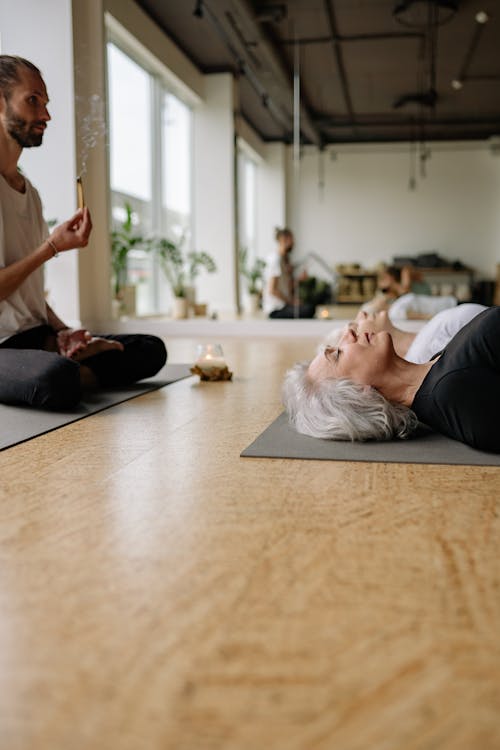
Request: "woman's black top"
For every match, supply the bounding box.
[412,306,500,453]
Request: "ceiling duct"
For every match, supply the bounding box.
[392,0,457,112]
[202,0,322,147]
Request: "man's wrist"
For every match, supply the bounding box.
[46,238,59,258]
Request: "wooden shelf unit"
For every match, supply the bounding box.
[335,266,475,304]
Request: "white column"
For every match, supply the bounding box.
[72,0,112,327]
[193,73,237,315]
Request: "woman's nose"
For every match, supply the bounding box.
[342,327,357,344]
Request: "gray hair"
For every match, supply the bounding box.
[282,361,419,442]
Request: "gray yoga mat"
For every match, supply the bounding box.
[0,363,193,452]
[241,412,500,467]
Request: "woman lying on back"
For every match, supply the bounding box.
[283,306,500,453]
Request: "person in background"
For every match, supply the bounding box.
[263,227,316,319]
[378,265,431,299]
[0,55,166,410]
[362,264,449,318]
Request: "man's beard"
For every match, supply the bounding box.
[6,105,44,148]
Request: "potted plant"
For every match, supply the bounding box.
[298,276,332,306]
[110,203,148,317]
[153,237,217,319]
[238,247,266,314]
[185,250,217,311]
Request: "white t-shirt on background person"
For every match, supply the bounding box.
[388,292,457,321]
[405,303,487,363]
[262,252,286,315]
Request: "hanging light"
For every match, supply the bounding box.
[193,0,203,19]
[393,0,458,28]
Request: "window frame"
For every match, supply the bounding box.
[105,27,194,315]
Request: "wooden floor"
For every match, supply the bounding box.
[1,336,499,750]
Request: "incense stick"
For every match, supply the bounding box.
[77,176,85,210]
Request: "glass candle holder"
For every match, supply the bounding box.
[195,343,226,373]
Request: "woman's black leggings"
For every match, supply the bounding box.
[0,325,167,410]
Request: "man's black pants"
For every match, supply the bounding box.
[0,325,167,410]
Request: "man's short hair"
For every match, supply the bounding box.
[0,55,42,100]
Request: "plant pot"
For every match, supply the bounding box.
[173,296,189,319]
[113,285,136,318]
[185,285,196,309]
[120,285,137,317]
[246,292,261,315]
[193,303,208,317]
[111,297,122,320]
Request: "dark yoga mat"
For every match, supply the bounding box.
[241,412,500,467]
[0,363,193,452]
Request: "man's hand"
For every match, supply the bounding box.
[57,328,93,358]
[48,207,92,254]
[69,337,125,361]
[57,328,124,360]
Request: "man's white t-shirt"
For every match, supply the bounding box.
[405,303,487,363]
[0,173,49,343]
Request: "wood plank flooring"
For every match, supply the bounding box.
[1,336,499,750]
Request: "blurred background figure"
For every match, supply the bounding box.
[263,227,315,319]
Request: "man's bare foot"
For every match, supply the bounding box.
[70,337,124,361]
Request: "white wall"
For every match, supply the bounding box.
[0,0,80,324]
[292,142,500,280]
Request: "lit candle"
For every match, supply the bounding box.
[196,353,227,371]
[195,343,226,373]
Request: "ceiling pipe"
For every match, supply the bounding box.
[322,0,357,135]
[281,31,424,45]
[196,0,292,134]
[202,0,323,147]
[314,114,500,128]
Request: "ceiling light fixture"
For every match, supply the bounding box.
[393,0,458,28]
[475,10,489,24]
[255,4,287,23]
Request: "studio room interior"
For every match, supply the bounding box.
[0,1,499,748]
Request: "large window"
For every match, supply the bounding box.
[237,148,257,263]
[107,40,193,315]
